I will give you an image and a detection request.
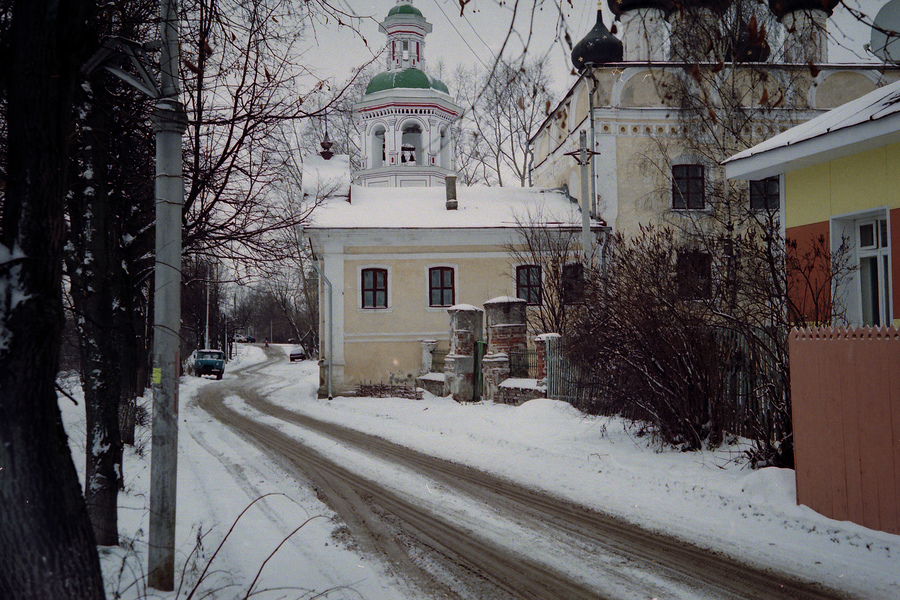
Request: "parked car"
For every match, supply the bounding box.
[246,335,256,343]
[193,349,225,379]
[233,333,248,343]
[289,345,306,362]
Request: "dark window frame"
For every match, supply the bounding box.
[429,266,455,307]
[361,267,388,309]
[516,265,542,306]
[750,176,779,211]
[676,250,712,300]
[672,164,706,210]
[562,262,584,304]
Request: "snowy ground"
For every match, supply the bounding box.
[57,344,900,599]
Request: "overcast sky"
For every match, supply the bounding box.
[299,0,890,98]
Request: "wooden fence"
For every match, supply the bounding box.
[790,326,900,535]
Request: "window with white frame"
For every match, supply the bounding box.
[858,218,891,326]
[429,267,455,307]
[361,268,388,309]
[832,210,893,327]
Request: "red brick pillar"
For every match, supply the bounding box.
[445,305,483,402]
[482,297,527,402]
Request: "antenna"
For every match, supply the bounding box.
[870,0,900,64]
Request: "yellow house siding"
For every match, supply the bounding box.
[338,249,524,388]
[785,142,900,228]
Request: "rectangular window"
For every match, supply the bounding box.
[858,218,891,326]
[676,250,712,300]
[361,268,388,309]
[516,265,542,305]
[562,262,584,304]
[672,164,705,210]
[429,267,455,307]
[750,177,779,211]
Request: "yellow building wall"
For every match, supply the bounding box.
[339,246,525,388]
[785,142,900,228]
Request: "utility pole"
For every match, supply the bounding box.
[564,130,599,264]
[148,0,187,590]
[81,0,185,588]
[205,264,210,349]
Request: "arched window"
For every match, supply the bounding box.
[371,126,386,168]
[439,125,451,169]
[401,123,422,166]
[361,268,388,309]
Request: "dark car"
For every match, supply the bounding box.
[289,346,306,362]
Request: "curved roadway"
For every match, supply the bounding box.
[194,347,854,600]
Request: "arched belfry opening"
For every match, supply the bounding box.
[401,123,423,165]
[439,125,451,169]
[371,125,386,168]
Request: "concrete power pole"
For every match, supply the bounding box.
[80,2,186,588]
[148,0,187,590]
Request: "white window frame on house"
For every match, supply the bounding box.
[426,265,457,309]
[831,208,892,327]
[358,265,392,312]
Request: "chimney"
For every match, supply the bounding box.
[445,175,458,210]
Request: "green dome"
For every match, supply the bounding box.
[387,3,423,17]
[365,68,450,95]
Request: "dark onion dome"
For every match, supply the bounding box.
[365,68,450,95]
[571,10,623,70]
[387,2,424,17]
[769,0,839,18]
[607,0,675,17]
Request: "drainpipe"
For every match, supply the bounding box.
[297,225,333,399]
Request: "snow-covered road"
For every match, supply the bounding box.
[59,343,900,599]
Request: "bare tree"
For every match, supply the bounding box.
[178,0,367,267]
[63,0,158,546]
[504,211,589,335]
[456,57,554,186]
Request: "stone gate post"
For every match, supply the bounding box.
[445,305,483,402]
[482,297,527,402]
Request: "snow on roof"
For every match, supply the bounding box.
[724,79,900,180]
[302,154,351,202]
[306,184,587,229]
[485,296,525,304]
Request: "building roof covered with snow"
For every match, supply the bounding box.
[724,79,900,180]
[306,184,590,230]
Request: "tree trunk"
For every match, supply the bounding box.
[0,0,106,597]
[66,77,123,547]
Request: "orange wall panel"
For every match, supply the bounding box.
[785,222,832,324]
